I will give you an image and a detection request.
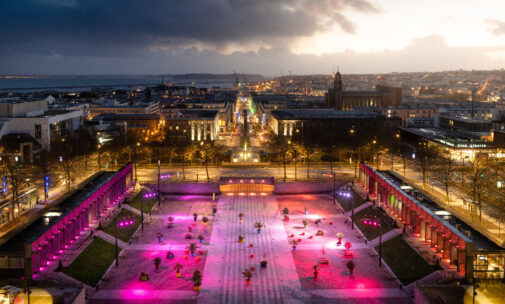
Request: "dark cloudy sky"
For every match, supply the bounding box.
[1,0,505,75]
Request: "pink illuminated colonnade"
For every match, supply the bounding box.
[28,163,134,277]
[358,162,474,281]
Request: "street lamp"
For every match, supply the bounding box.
[157,159,161,207]
[44,175,49,206]
[362,217,382,266]
[372,139,377,170]
[333,172,336,205]
[114,214,135,268]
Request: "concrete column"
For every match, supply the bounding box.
[44,240,52,261]
[436,231,444,253]
[32,251,40,273]
[419,219,426,239]
[430,227,437,248]
[424,221,431,242]
[443,236,451,259]
[40,245,47,266]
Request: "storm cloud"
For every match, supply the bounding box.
[0,0,378,57]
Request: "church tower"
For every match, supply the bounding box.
[334,71,343,110]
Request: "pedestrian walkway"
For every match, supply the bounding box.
[95,230,128,249]
[198,194,302,304]
[305,288,407,299]
[352,201,372,214]
[92,289,198,301]
[369,229,401,247]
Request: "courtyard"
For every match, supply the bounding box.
[86,181,411,304]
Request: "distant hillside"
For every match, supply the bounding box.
[162,73,263,80]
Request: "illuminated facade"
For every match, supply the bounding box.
[0,164,133,279]
[359,162,505,280]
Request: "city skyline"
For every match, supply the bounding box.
[2,0,505,75]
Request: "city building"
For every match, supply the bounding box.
[91,113,162,142]
[164,109,219,143]
[89,101,159,119]
[326,72,402,110]
[270,109,401,147]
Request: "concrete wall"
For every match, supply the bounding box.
[155,182,220,195]
[273,181,333,194]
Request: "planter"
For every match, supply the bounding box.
[194,285,201,291]
[292,246,296,251]
[246,280,251,286]
[191,252,195,257]
[260,261,268,268]
[314,272,318,279]
[257,229,261,234]
[249,243,253,247]
[250,254,254,258]
[349,268,354,275]
[304,225,308,228]
[176,272,180,278]
[240,219,243,223]
[199,239,203,243]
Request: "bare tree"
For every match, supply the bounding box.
[463,156,487,222]
[432,150,456,205]
[413,141,439,188]
[1,155,26,222]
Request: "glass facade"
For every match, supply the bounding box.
[474,252,505,279]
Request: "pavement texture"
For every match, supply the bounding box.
[90,191,411,304]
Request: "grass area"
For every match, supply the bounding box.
[339,189,367,212]
[127,191,157,213]
[354,206,395,240]
[376,236,441,285]
[102,209,141,242]
[63,237,116,286]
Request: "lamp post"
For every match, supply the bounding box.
[294,149,297,181]
[140,191,144,231]
[114,215,119,268]
[362,217,382,266]
[157,159,161,207]
[378,218,382,266]
[351,191,354,230]
[372,139,377,170]
[134,142,140,183]
[333,172,336,205]
[97,144,102,171]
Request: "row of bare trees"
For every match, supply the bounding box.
[390,142,505,224]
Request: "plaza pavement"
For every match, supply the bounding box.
[91,191,411,304]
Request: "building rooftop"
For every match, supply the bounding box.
[382,170,502,251]
[271,109,379,120]
[400,127,491,149]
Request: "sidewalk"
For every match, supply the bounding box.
[391,168,505,246]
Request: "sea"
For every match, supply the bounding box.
[0,75,260,93]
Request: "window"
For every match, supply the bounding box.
[35,124,41,139]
